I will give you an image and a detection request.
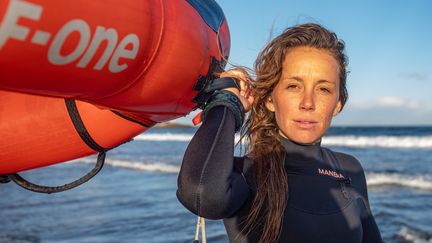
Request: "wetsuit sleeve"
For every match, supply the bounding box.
[176,106,251,219]
[342,154,383,243]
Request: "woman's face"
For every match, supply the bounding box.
[265,47,342,144]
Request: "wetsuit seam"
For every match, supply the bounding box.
[323,148,355,201]
[233,158,250,188]
[195,107,227,216]
[358,195,372,215]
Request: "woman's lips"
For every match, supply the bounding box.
[293,120,318,129]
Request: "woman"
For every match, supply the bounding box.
[177,23,383,243]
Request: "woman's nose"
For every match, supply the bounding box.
[299,90,315,111]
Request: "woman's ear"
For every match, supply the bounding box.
[332,100,342,116]
[265,96,275,112]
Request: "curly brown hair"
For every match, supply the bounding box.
[239,22,348,243]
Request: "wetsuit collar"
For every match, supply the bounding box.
[281,137,323,164]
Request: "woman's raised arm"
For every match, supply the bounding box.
[176,105,250,219]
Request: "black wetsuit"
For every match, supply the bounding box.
[177,106,383,242]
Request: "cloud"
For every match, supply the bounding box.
[351,96,423,110]
[374,97,421,109]
[334,106,432,126]
[334,96,432,125]
[399,72,429,81]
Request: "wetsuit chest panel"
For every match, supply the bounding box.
[281,202,363,243]
[286,174,353,214]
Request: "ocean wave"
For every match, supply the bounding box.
[366,173,432,191]
[134,133,193,141]
[135,133,432,149]
[397,226,432,243]
[72,158,180,174]
[322,135,432,149]
[72,159,432,191]
[134,133,243,143]
[0,234,39,243]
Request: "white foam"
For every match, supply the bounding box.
[134,133,193,141]
[322,135,432,149]
[397,226,432,243]
[70,159,432,190]
[366,173,432,191]
[134,133,432,149]
[134,133,242,143]
[71,158,180,174]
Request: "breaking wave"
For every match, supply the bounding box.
[72,158,432,191]
[366,173,432,191]
[322,135,432,149]
[397,226,432,243]
[135,133,432,149]
[72,158,180,174]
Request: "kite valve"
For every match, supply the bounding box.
[192,111,203,126]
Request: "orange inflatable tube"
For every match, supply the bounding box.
[0,0,230,173]
[0,90,146,174]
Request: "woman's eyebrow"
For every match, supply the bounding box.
[285,76,335,85]
[316,79,335,85]
[284,76,303,82]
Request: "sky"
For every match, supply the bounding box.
[175,0,432,126]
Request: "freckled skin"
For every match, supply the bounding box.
[266,47,342,144]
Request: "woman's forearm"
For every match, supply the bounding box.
[176,106,250,219]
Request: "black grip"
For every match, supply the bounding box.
[204,77,240,93]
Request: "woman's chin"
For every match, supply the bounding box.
[292,137,320,145]
[280,130,321,145]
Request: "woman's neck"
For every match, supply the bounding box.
[281,136,323,163]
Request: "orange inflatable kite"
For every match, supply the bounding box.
[0,0,230,178]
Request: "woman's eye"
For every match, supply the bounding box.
[319,87,331,93]
[287,84,299,90]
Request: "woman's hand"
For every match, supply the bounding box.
[220,69,254,112]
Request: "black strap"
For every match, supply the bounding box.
[0,175,11,183]
[192,57,224,108]
[193,73,240,110]
[7,152,106,194]
[111,110,154,128]
[3,99,109,193]
[65,99,107,151]
[201,90,244,132]
[203,77,239,93]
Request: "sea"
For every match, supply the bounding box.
[1,126,432,243]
